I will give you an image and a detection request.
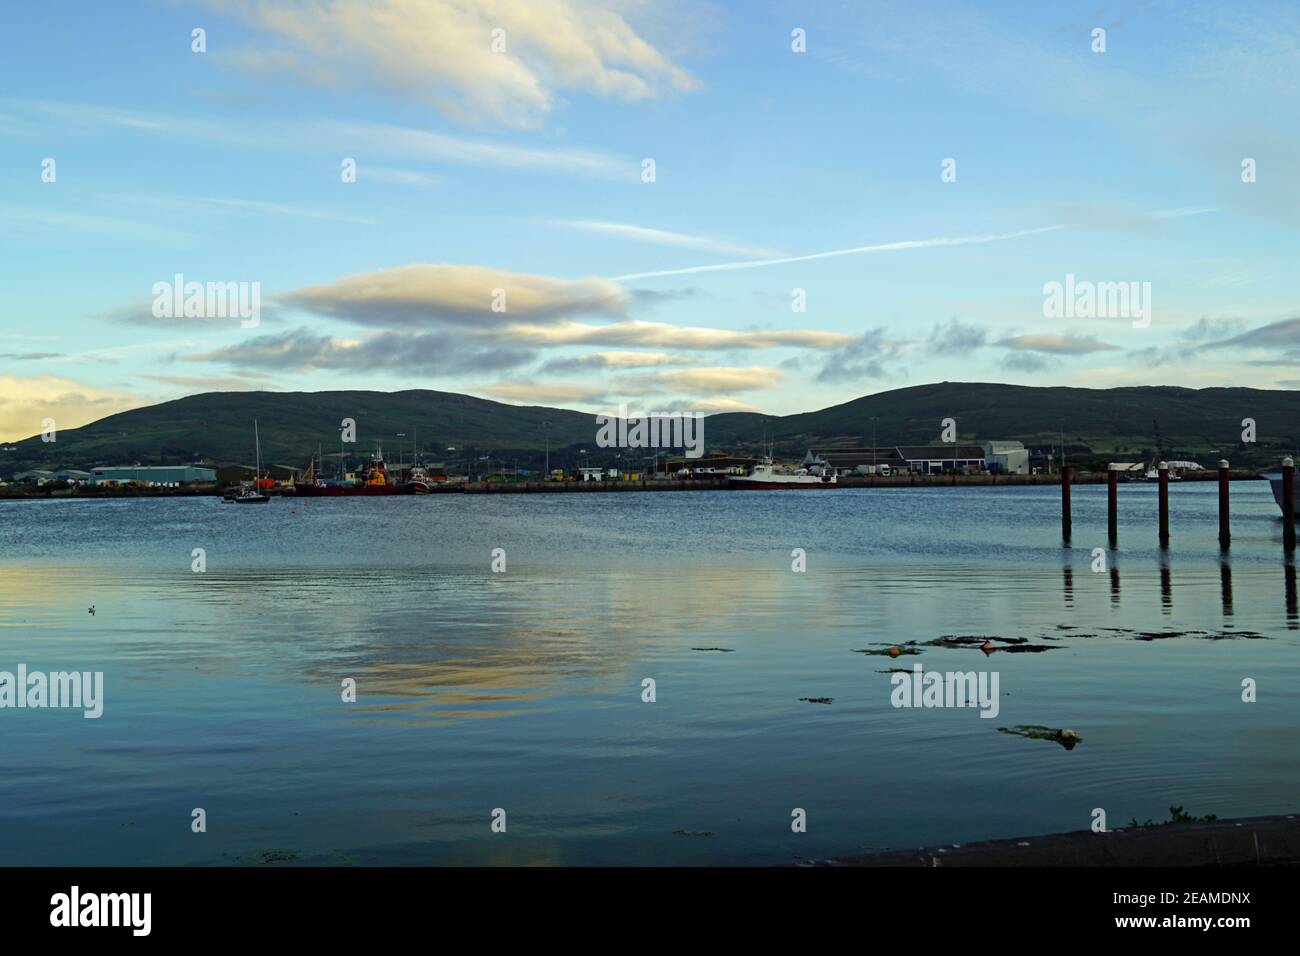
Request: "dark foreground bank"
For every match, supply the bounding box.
[812,812,1300,866]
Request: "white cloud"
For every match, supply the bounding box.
[282,264,628,327]
[619,365,782,394]
[218,0,699,128]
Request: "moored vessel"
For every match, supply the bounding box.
[1267,473,1298,518]
[727,458,837,489]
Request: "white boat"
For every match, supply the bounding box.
[727,458,837,489]
[1267,474,1297,517]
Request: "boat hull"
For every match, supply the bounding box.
[727,478,837,489]
[1269,476,1298,517]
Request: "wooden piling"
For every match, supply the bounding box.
[1158,461,1170,547]
[1284,457,1296,552]
[1061,464,1072,542]
[1107,463,1118,545]
[1218,459,1231,549]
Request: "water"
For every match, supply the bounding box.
[1,483,1297,865]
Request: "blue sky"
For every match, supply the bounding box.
[2,0,1299,440]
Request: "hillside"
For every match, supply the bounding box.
[706,383,1300,459]
[4,383,1299,474]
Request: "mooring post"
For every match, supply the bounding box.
[1107,463,1118,546]
[1061,464,1072,542]
[1218,460,1231,549]
[1284,456,1296,552]
[1158,461,1170,547]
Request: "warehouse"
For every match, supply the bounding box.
[88,465,217,486]
[803,447,904,476]
[983,440,1029,475]
[894,445,987,474]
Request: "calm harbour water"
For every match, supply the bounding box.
[1,482,1297,865]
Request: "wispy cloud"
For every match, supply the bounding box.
[504,319,853,351]
[315,120,631,178]
[552,220,782,259]
[997,333,1121,355]
[619,366,782,394]
[609,226,1063,280]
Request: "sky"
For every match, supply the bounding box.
[2,0,1299,441]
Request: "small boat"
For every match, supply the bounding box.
[727,457,837,489]
[1267,473,1298,518]
[235,419,271,504]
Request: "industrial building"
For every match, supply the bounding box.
[801,447,903,475]
[804,444,988,475]
[666,455,759,477]
[88,465,217,486]
[983,440,1029,475]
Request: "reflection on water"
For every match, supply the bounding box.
[1,483,1298,865]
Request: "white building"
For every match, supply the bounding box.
[983,441,1029,475]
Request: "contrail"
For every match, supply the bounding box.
[608,225,1064,281]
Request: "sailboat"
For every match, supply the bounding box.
[235,419,271,504]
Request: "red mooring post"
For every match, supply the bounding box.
[1158,461,1170,547]
[1107,463,1118,546]
[1061,464,1072,542]
[1218,459,1231,549]
[1284,456,1296,552]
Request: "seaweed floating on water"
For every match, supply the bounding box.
[232,848,300,865]
[672,829,713,837]
[690,647,734,652]
[851,647,920,656]
[1127,805,1219,828]
[924,635,1058,654]
[927,635,1029,647]
[799,697,833,704]
[998,725,1081,750]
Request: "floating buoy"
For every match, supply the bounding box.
[887,646,902,658]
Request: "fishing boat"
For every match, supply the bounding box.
[235,420,271,504]
[401,461,433,494]
[295,444,398,496]
[727,457,837,489]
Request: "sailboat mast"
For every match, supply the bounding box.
[254,418,261,482]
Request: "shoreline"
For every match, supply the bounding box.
[0,470,1264,501]
[807,812,1300,867]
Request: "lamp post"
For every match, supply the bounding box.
[870,415,878,476]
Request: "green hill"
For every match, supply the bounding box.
[705,383,1300,461]
[4,383,1298,475]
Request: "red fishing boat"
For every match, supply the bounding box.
[294,445,398,496]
